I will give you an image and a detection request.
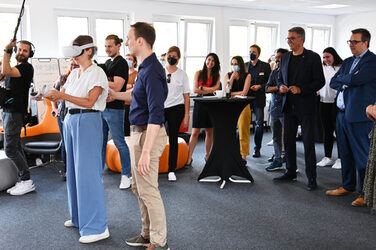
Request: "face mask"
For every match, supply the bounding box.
[126,59,133,68]
[160,60,166,66]
[167,57,178,66]
[232,65,240,72]
[250,53,257,61]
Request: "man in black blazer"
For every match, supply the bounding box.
[245,44,271,157]
[326,28,376,207]
[274,27,325,191]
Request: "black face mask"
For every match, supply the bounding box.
[167,57,178,66]
[250,53,257,61]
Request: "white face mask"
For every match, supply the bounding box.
[126,59,133,68]
[160,60,166,66]
[232,65,240,72]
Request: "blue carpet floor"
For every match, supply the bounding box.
[1,132,376,250]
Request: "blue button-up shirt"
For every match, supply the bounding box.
[265,67,283,118]
[129,53,168,126]
[337,49,368,110]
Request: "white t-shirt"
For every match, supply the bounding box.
[319,65,340,103]
[164,68,190,108]
[64,64,108,111]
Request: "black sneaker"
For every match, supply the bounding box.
[146,243,170,250]
[306,179,317,191]
[125,235,150,247]
[268,154,275,162]
[253,150,261,158]
[273,172,297,181]
[265,160,284,172]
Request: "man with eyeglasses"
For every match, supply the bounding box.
[326,28,376,207]
[274,27,325,191]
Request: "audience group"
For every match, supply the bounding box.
[2,23,376,248]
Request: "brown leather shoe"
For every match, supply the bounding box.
[326,187,356,196]
[351,195,366,207]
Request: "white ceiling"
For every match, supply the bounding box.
[152,0,376,15]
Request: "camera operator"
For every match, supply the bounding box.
[2,39,35,196]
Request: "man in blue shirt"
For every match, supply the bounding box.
[122,22,169,250]
[265,48,288,171]
[327,28,376,207]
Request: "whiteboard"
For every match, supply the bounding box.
[58,58,71,75]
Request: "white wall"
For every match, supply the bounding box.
[335,11,376,59]
[1,0,335,75]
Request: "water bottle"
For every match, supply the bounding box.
[226,79,231,98]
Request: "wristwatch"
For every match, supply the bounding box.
[3,49,12,54]
[200,86,203,90]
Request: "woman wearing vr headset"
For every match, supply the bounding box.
[45,35,109,244]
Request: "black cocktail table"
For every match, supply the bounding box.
[193,96,254,188]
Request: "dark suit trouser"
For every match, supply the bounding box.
[336,112,372,194]
[284,110,317,182]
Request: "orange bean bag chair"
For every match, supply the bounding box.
[106,136,188,174]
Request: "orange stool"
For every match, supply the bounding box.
[106,137,188,174]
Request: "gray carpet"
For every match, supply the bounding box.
[1,132,376,250]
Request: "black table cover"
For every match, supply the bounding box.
[194,96,254,182]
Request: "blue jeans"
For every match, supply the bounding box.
[57,115,66,171]
[2,112,29,181]
[102,108,131,176]
[271,115,284,161]
[251,106,264,151]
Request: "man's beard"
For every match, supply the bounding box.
[16,54,28,63]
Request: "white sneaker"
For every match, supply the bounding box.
[332,159,341,169]
[168,172,176,182]
[9,180,35,196]
[7,181,21,194]
[64,220,75,227]
[35,158,43,166]
[267,139,274,146]
[79,227,110,244]
[317,157,334,167]
[119,175,131,189]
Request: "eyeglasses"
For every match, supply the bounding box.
[286,36,300,41]
[347,40,363,45]
[167,74,171,83]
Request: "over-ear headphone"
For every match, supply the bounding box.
[14,40,35,58]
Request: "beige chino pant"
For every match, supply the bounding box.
[130,127,168,246]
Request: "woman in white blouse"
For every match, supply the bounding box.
[317,47,343,169]
[164,46,190,181]
[46,35,109,243]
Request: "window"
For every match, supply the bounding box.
[184,21,212,90]
[96,19,125,62]
[309,27,331,55]
[229,22,278,64]
[254,24,278,62]
[56,11,130,59]
[154,21,178,59]
[292,24,331,55]
[229,25,248,61]
[0,11,24,64]
[57,17,89,49]
[153,17,213,91]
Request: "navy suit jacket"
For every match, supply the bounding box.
[330,50,376,123]
[277,48,325,115]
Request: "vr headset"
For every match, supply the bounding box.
[62,43,95,58]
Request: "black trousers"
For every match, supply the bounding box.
[284,110,317,182]
[124,105,131,137]
[319,102,338,158]
[165,104,185,172]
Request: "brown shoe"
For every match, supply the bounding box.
[351,195,365,207]
[326,187,356,196]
